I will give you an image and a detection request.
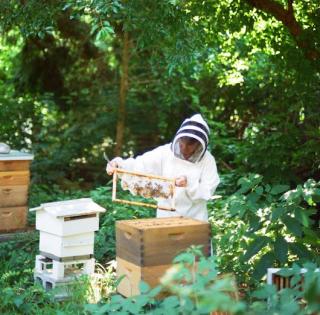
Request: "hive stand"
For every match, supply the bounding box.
[35,254,95,280]
[34,271,80,300]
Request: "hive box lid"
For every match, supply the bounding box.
[0,150,34,161]
[30,198,106,218]
[116,216,208,230]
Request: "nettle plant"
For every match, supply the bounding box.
[210,175,320,282]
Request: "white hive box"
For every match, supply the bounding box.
[30,198,106,259]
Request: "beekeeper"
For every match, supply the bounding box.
[107,114,220,222]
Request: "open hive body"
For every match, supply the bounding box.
[31,198,105,298]
[0,150,33,232]
[116,217,211,297]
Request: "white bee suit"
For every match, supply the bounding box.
[113,114,220,222]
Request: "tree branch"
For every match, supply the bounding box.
[244,0,319,60]
[287,0,294,15]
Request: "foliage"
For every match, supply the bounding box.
[84,247,245,315]
[0,273,94,314]
[85,248,320,315]
[0,0,319,313]
[1,0,320,185]
[210,174,320,283]
[0,179,319,313]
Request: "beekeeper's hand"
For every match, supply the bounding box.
[106,159,119,175]
[175,176,187,187]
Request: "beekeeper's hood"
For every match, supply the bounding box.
[171,114,210,163]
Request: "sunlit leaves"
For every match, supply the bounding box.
[219,174,319,281]
[289,242,313,261]
[252,252,275,280]
[241,236,270,261]
[282,215,303,237]
[271,207,287,222]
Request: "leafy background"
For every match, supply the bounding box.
[0,0,319,313]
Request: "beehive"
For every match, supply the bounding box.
[0,150,33,232]
[30,198,106,260]
[267,267,320,290]
[116,217,211,296]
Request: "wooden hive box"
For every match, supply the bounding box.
[267,267,320,290]
[0,150,33,232]
[116,217,211,297]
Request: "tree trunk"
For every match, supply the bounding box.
[114,31,130,156]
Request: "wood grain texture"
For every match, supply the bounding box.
[116,217,210,266]
[0,171,30,186]
[0,160,31,171]
[0,206,27,232]
[116,257,171,297]
[0,185,29,207]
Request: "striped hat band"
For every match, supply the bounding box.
[175,128,208,148]
[180,121,210,136]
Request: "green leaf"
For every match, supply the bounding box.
[276,269,295,277]
[162,296,180,309]
[173,252,194,264]
[294,208,310,227]
[242,236,270,261]
[247,192,260,205]
[110,294,125,304]
[248,214,262,232]
[274,236,288,263]
[148,285,162,298]
[14,296,24,308]
[282,215,302,237]
[134,295,150,308]
[229,199,246,217]
[251,284,277,299]
[271,207,287,222]
[312,189,320,202]
[270,185,290,195]
[255,186,264,195]
[282,186,303,203]
[265,184,271,193]
[237,175,262,194]
[289,243,313,261]
[252,252,275,280]
[139,280,150,294]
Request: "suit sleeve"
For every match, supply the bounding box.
[115,145,164,175]
[185,154,220,202]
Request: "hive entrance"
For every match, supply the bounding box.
[112,168,176,211]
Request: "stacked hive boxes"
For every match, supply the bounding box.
[116,217,211,297]
[0,150,33,232]
[31,198,106,298]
